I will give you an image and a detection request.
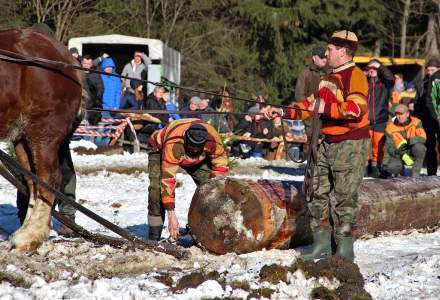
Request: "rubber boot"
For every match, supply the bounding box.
[300,227,332,261]
[58,216,79,238]
[335,225,355,261]
[148,225,163,241]
[370,165,380,178]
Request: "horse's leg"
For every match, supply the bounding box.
[11,140,61,252]
[14,140,37,224]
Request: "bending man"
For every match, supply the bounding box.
[147,118,229,240]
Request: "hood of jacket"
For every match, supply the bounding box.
[101,58,116,70]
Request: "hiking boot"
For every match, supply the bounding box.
[148,225,163,241]
[300,227,332,261]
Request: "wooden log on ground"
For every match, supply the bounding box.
[188,177,440,254]
[188,178,306,254]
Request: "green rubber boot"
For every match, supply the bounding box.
[335,226,355,261]
[300,227,332,261]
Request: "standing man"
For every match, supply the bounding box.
[416,58,440,175]
[267,30,369,261]
[147,119,229,241]
[295,46,328,156]
[365,59,394,177]
[81,55,104,127]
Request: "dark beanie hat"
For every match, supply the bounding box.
[184,124,208,147]
[427,58,440,68]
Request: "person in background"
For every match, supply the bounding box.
[95,57,122,146]
[164,89,181,122]
[81,55,104,130]
[365,59,394,177]
[137,86,169,144]
[181,96,202,119]
[120,51,152,108]
[415,58,440,175]
[383,104,426,177]
[146,119,229,240]
[295,46,328,158]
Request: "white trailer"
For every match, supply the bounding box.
[68,34,181,95]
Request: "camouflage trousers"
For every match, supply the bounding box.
[307,138,369,230]
[147,151,211,227]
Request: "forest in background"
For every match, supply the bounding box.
[1,0,439,105]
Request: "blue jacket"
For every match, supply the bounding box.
[101,58,122,109]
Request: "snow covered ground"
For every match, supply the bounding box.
[0,142,439,299]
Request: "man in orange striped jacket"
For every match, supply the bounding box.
[147,118,229,240]
[266,30,369,261]
[384,104,426,177]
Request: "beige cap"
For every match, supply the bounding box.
[395,104,409,114]
[328,30,358,51]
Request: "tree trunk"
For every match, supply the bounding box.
[373,39,381,57]
[400,0,411,57]
[425,12,439,57]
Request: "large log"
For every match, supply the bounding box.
[188,177,440,254]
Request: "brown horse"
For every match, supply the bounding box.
[0,28,83,251]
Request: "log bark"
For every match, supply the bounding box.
[189,177,440,254]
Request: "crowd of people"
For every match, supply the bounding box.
[73,43,440,178]
[294,45,440,178]
[73,47,299,159]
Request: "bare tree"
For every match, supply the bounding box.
[24,0,90,42]
[400,0,411,57]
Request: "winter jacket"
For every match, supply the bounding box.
[100,58,122,109]
[84,69,104,125]
[284,62,369,143]
[385,116,426,157]
[140,93,169,135]
[121,53,152,93]
[367,65,394,132]
[148,119,229,209]
[295,63,326,101]
[415,70,440,121]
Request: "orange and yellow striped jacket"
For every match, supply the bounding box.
[385,116,426,155]
[284,61,369,142]
[149,118,229,209]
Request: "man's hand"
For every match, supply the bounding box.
[167,210,180,240]
[265,107,283,119]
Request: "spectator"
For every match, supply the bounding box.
[121,51,152,99]
[295,46,328,158]
[383,104,426,177]
[164,89,181,121]
[199,94,230,134]
[391,73,417,113]
[295,46,328,101]
[81,55,104,126]
[138,86,169,143]
[365,59,394,177]
[181,96,202,119]
[265,115,291,160]
[415,58,440,175]
[95,57,122,146]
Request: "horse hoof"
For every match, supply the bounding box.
[11,229,45,253]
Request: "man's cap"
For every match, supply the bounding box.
[405,82,415,89]
[328,30,358,51]
[366,59,381,69]
[184,124,208,147]
[312,46,326,59]
[395,104,409,114]
[426,58,440,68]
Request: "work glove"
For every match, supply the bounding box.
[397,140,410,155]
[402,153,414,166]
